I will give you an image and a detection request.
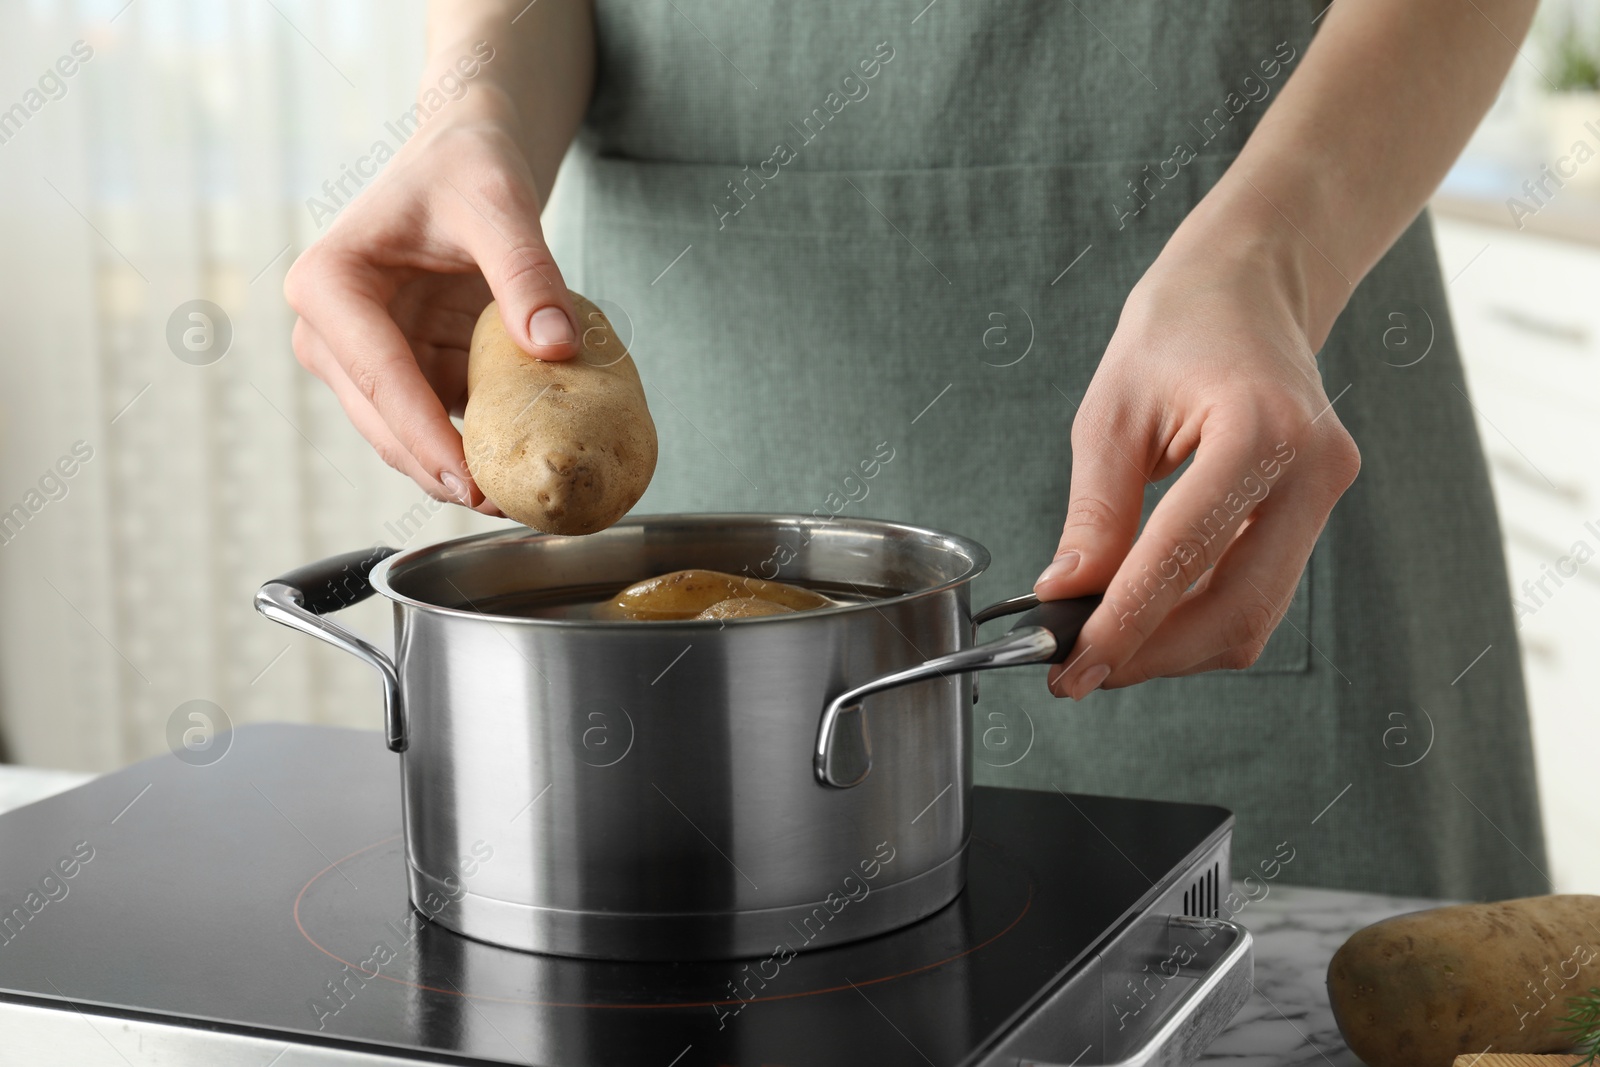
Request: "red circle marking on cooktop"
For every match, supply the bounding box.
[293,835,1034,1011]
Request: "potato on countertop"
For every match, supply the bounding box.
[463,295,656,535]
[1450,1056,1591,1066]
[1327,895,1600,1067]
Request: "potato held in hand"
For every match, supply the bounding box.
[464,296,656,534]
[1327,894,1600,1067]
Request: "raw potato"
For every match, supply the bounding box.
[1327,895,1600,1067]
[463,295,656,534]
[697,598,796,620]
[1450,1057,1590,1066]
[602,569,829,621]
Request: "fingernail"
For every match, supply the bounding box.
[1035,551,1080,590]
[1072,664,1110,700]
[529,306,574,348]
[439,470,471,505]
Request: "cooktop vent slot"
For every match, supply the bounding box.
[1181,863,1220,918]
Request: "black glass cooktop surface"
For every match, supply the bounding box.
[0,724,1229,1066]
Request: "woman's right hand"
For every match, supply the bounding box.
[284,86,580,512]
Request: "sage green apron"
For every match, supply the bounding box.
[544,0,1548,899]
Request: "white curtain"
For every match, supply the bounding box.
[0,0,506,769]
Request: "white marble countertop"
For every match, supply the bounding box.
[0,766,1427,1066]
[1196,883,1443,1066]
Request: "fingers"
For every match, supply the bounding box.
[1097,475,1328,686]
[289,310,499,515]
[1047,419,1279,699]
[388,272,490,416]
[439,170,579,362]
[291,320,446,494]
[288,254,478,505]
[411,335,472,422]
[1034,402,1149,601]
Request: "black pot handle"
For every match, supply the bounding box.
[987,594,1102,663]
[255,546,405,752]
[267,545,399,615]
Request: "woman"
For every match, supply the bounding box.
[286,0,1548,898]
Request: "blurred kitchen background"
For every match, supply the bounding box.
[0,1,1595,890]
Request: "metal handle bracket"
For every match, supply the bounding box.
[814,593,1101,788]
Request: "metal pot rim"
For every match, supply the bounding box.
[365,512,993,629]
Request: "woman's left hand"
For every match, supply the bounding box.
[1033,206,1362,699]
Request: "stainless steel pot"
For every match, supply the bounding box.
[255,514,1097,960]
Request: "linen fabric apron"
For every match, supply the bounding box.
[542,0,1548,898]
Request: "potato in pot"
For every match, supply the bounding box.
[463,295,656,534]
[602,569,831,621]
[697,597,797,620]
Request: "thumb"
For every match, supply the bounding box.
[1035,434,1145,601]
[446,174,580,362]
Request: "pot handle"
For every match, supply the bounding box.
[813,593,1101,788]
[254,546,406,753]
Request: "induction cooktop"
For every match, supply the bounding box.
[0,724,1249,1066]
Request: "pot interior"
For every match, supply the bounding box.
[371,513,990,623]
